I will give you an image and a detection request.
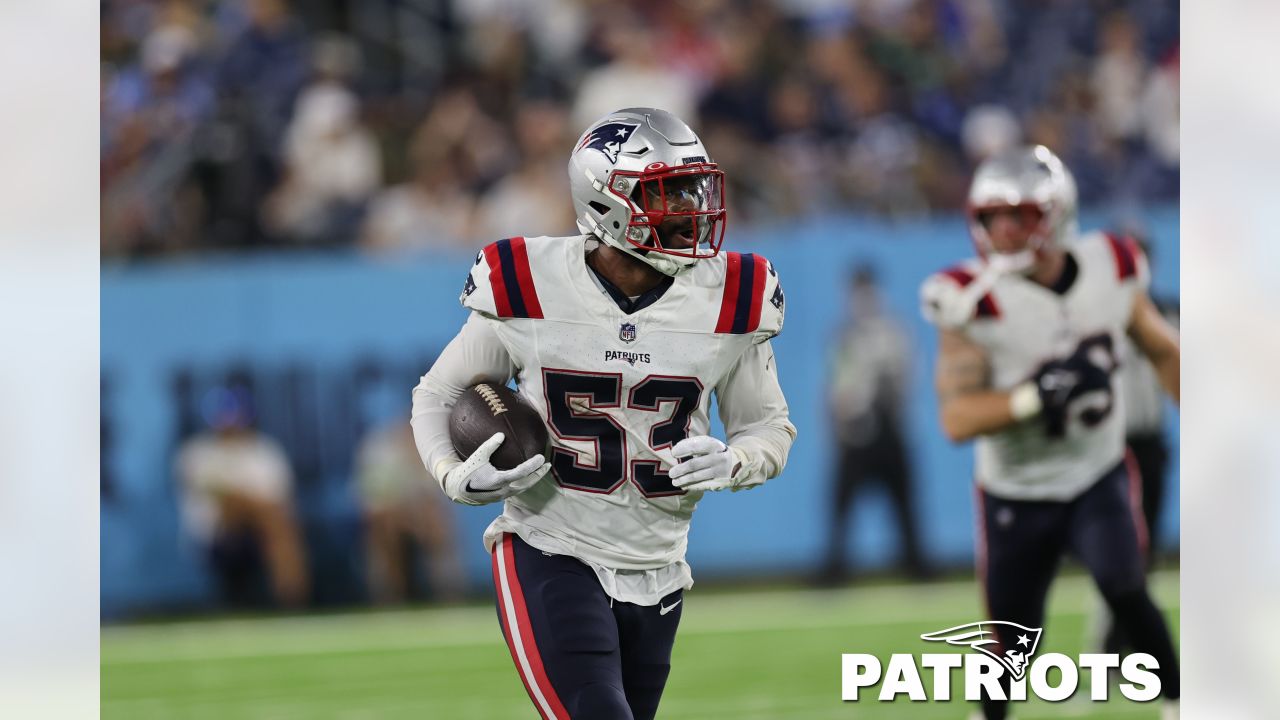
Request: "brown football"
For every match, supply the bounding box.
[448,383,550,471]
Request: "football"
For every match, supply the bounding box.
[448,382,550,471]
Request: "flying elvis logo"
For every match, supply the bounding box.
[579,122,639,163]
[841,621,1161,703]
[921,621,1042,680]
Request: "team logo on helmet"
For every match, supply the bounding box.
[580,121,640,164]
[920,621,1043,681]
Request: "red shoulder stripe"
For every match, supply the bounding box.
[483,242,514,317]
[509,237,544,319]
[940,266,1000,319]
[715,252,743,333]
[942,267,975,286]
[482,238,543,319]
[745,255,768,333]
[1105,233,1139,280]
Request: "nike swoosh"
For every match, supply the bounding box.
[659,599,682,615]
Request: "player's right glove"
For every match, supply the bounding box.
[1021,351,1113,437]
[1027,358,1078,437]
[438,432,550,506]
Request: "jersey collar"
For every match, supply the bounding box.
[586,264,675,315]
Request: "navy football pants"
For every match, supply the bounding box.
[976,460,1180,719]
[491,533,682,720]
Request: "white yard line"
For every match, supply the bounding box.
[102,570,1177,666]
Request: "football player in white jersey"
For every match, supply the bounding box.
[920,146,1180,719]
[411,108,796,720]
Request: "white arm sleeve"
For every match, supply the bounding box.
[715,339,797,489]
[411,313,516,487]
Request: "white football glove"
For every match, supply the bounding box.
[669,436,744,493]
[440,432,550,506]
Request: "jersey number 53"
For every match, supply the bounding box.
[542,369,703,497]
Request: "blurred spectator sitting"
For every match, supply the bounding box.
[1141,45,1178,168]
[355,419,466,604]
[766,75,835,216]
[475,98,577,241]
[263,81,381,244]
[175,386,309,609]
[572,18,698,131]
[216,0,309,161]
[359,114,481,253]
[1092,10,1148,147]
[101,23,214,256]
[840,64,928,215]
[960,104,1021,164]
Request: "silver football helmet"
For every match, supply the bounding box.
[967,145,1078,272]
[569,108,726,276]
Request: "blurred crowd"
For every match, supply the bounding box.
[101,0,1179,258]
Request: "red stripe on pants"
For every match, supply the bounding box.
[494,534,570,719]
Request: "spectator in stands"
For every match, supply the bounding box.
[263,81,381,245]
[355,419,466,604]
[1092,10,1148,148]
[205,0,309,248]
[359,107,482,253]
[216,0,308,160]
[474,98,576,241]
[1141,45,1179,168]
[175,386,309,609]
[960,104,1021,164]
[819,264,930,585]
[97,0,1181,257]
[572,16,697,131]
[101,23,213,255]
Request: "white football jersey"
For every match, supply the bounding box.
[921,231,1149,500]
[451,234,792,572]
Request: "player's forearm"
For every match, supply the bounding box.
[727,421,797,489]
[1151,349,1180,405]
[717,340,796,489]
[938,390,1021,442]
[411,375,465,489]
[409,313,516,489]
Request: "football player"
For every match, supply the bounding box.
[411,107,796,720]
[920,146,1180,719]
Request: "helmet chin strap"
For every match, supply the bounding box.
[987,249,1037,276]
[622,228,698,276]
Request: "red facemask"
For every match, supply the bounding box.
[607,162,727,259]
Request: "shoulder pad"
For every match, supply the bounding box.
[920,265,1000,329]
[460,237,545,319]
[712,252,784,340]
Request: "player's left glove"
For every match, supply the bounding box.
[669,436,745,492]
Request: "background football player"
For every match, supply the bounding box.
[920,145,1180,719]
[411,107,795,720]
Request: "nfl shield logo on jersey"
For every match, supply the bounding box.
[619,322,638,344]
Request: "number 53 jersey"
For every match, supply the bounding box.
[920,232,1150,501]
[414,234,796,576]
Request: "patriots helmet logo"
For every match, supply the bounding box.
[580,121,640,164]
[920,621,1043,681]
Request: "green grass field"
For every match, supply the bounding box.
[102,569,1177,719]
